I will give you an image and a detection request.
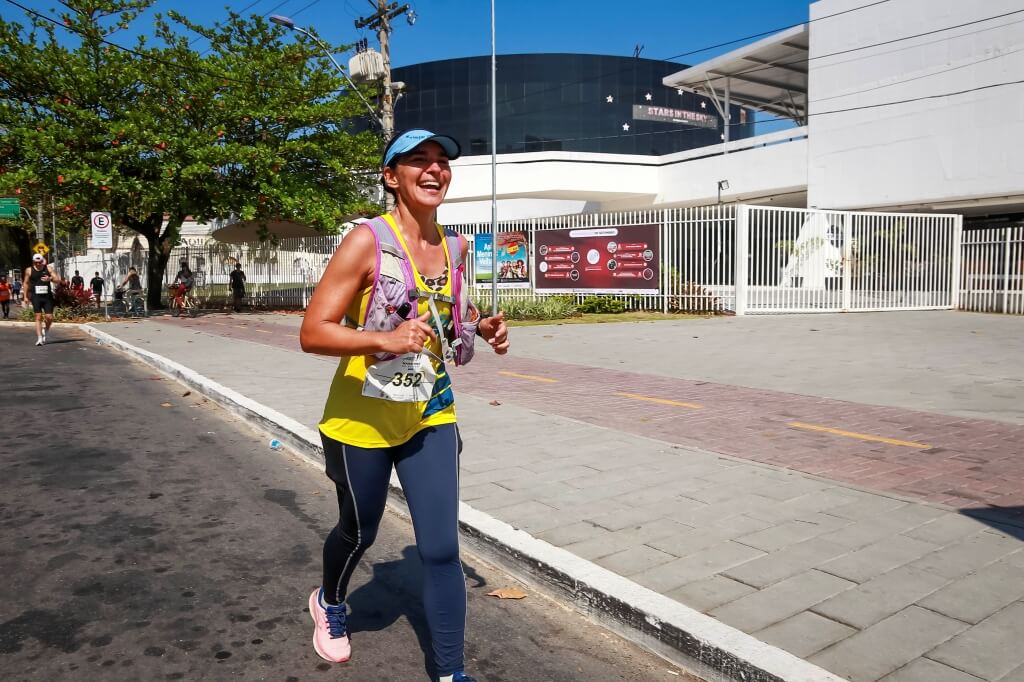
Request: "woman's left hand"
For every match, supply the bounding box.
[479,312,509,355]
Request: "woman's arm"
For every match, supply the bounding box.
[300,226,436,358]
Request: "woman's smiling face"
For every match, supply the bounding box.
[384,141,452,211]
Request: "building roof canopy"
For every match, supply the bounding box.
[662,24,808,123]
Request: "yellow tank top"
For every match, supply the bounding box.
[319,215,457,448]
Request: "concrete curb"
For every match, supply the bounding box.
[83,323,849,682]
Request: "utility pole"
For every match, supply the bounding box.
[356,1,412,211]
[355,1,410,147]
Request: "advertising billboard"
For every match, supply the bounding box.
[632,105,718,129]
[535,225,660,294]
[473,231,530,289]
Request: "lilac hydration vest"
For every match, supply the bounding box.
[353,216,479,366]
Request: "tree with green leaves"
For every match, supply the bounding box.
[0,0,380,308]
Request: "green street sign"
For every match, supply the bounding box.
[0,197,19,219]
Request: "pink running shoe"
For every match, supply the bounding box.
[308,588,351,663]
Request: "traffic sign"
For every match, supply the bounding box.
[0,197,19,219]
[91,211,113,248]
[33,241,49,256]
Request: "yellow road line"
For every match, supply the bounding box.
[498,371,559,383]
[253,328,273,334]
[788,421,929,449]
[615,392,703,410]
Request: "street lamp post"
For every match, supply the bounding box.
[270,15,382,130]
[271,14,391,209]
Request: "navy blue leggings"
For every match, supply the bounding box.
[320,424,464,677]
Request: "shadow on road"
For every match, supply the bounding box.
[346,545,488,679]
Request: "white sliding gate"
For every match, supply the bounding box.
[736,206,961,314]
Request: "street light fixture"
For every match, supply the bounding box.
[269,14,383,129]
[717,179,730,204]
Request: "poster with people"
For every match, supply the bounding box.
[473,232,530,289]
[534,225,660,293]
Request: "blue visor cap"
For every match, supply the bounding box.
[383,129,461,168]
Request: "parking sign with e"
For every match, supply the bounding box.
[91,211,113,248]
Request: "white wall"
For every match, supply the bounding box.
[807,0,1024,211]
[437,198,596,224]
[447,151,659,205]
[654,137,808,209]
[443,129,810,221]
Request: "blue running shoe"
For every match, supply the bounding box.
[437,673,477,682]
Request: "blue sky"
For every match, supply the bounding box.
[6,0,815,68]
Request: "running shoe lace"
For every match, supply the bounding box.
[453,673,477,682]
[323,603,347,638]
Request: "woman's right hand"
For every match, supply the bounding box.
[385,311,437,354]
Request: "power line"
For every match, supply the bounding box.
[814,41,1024,104]
[189,0,265,48]
[661,0,892,61]
[197,0,300,56]
[487,6,1024,126]
[1,0,332,99]
[803,15,1024,81]
[470,11,1024,133]
[488,77,1024,153]
[812,77,1024,116]
[487,0,895,111]
[692,8,1024,91]
[290,0,325,20]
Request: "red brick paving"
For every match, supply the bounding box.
[161,316,1024,516]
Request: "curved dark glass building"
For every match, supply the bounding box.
[392,53,754,157]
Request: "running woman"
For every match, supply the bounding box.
[23,254,62,345]
[299,129,509,682]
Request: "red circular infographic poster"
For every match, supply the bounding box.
[535,225,660,293]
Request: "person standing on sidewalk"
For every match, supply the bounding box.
[0,274,12,319]
[299,129,509,682]
[89,271,104,307]
[228,262,246,312]
[23,254,62,345]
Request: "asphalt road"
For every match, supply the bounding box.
[0,326,693,682]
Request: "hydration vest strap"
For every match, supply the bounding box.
[426,295,453,363]
[380,241,403,259]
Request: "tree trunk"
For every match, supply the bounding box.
[146,237,171,310]
[145,214,186,310]
[115,210,184,311]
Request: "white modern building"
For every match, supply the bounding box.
[438,0,1024,225]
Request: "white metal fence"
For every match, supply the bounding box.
[960,226,1024,315]
[453,204,736,313]
[57,204,979,315]
[736,206,961,314]
[60,236,345,308]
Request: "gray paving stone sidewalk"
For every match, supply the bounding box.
[93,318,1024,682]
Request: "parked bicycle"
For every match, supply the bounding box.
[168,283,197,317]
